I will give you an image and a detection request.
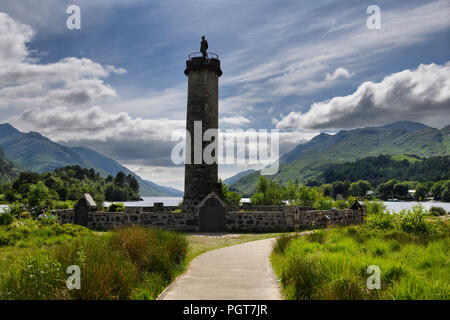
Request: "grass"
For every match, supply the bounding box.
[0,215,285,300]
[0,222,189,300]
[271,209,450,300]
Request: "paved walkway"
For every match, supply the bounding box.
[158,238,282,300]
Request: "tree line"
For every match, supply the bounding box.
[247,176,450,207]
[318,155,450,187]
[0,165,140,215]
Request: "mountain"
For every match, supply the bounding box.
[142,179,183,197]
[0,123,182,197]
[0,147,16,182]
[71,146,182,197]
[231,121,450,195]
[223,169,256,186]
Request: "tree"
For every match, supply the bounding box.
[114,172,127,188]
[27,181,52,215]
[250,176,283,205]
[393,183,409,199]
[376,179,399,200]
[284,180,299,204]
[220,180,241,206]
[296,185,316,206]
[129,176,139,193]
[332,181,350,199]
[350,180,371,198]
[321,184,333,197]
[414,183,428,201]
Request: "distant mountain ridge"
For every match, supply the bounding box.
[231,121,450,195]
[0,123,182,197]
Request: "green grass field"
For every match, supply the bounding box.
[0,217,283,300]
[271,214,449,300]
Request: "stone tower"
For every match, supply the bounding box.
[183,41,222,212]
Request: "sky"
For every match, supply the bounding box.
[0,0,449,190]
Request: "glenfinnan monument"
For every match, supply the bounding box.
[183,37,223,212]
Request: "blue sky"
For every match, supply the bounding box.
[0,0,449,189]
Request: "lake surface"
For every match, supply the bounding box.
[381,201,450,212]
[105,197,450,213]
[2,199,449,213]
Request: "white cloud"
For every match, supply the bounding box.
[0,13,125,111]
[222,1,450,100]
[19,105,185,143]
[220,116,251,126]
[325,67,352,81]
[276,62,450,130]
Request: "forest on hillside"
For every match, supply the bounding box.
[318,155,450,187]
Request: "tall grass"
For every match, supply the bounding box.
[0,226,188,300]
[271,207,450,300]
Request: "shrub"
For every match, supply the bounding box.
[54,236,138,300]
[313,197,334,210]
[273,234,299,255]
[0,211,14,226]
[110,227,188,282]
[305,231,327,244]
[5,202,26,217]
[108,203,125,212]
[429,206,447,216]
[334,200,348,209]
[280,256,325,300]
[365,200,385,215]
[366,211,396,229]
[0,252,64,300]
[330,276,368,300]
[399,210,432,235]
[52,200,76,210]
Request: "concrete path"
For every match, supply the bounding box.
[158,238,282,300]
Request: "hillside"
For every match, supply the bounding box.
[320,155,450,187]
[0,147,16,182]
[223,169,256,186]
[0,123,182,197]
[231,121,450,195]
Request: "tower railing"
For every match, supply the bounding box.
[188,52,219,60]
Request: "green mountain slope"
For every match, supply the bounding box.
[0,147,16,182]
[223,169,256,186]
[0,123,182,196]
[231,121,450,195]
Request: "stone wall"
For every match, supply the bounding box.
[53,205,365,232]
[226,208,364,232]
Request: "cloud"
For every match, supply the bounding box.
[17,105,185,166]
[276,62,450,130]
[0,13,125,110]
[220,116,251,126]
[0,12,34,63]
[221,0,450,100]
[325,68,352,81]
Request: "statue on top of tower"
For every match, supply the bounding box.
[200,36,208,58]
